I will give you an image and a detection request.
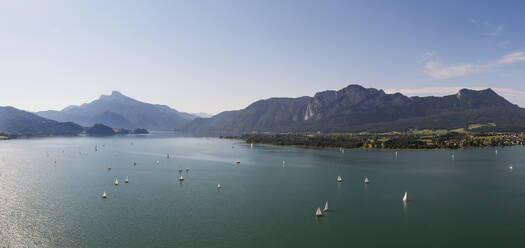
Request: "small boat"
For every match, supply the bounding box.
[185,168,190,172]
[403,192,407,202]
[364,177,369,184]
[217,184,221,189]
[108,167,111,171]
[133,160,137,166]
[179,175,184,181]
[509,165,513,170]
[315,207,323,217]
[323,201,328,212]
[236,159,240,164]
[178,168,183,173]
[337,176,343,182]
[156,160,160,165]
[125,176,129,183]
[102,192,107,198]
[114,179,119,185]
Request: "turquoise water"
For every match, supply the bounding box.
[1,133,525,247]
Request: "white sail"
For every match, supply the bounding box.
[217,184,221,189]
[315,207,322,216]
[251,143,253,149]
[114,179,119,185]
[403,192,407,202]
[337,176,342,182]
[323,201,328,212]
[179,175,184,181]
[364,177,369,184]
[395,151,398,157]
[125,176,129,183]
[102,192,107,198]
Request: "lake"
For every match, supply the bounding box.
[1,133,525,247]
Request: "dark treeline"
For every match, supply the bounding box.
[239,132,525,150]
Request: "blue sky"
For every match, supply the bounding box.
[1,0,525,114]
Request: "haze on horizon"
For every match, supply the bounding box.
[1,0,525,114]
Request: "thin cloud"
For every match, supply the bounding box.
[424,50,525,79]
[498,51,525,64]
[469,19,504,37]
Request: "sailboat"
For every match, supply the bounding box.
[282,160,286,168]
[395,151,398,157]
[114,179,119,185]
[364,177,369,184]
[156,160,160,165]
[337,176,343,182]
[315,207,323,217]
[251,143,253,149]
[236,159,240,164]
[125,176,129,183]
[509,165,513,170]
[102,192,107,198]
[452,154,455,159]
[179,175,184,181]
[403,192,407,202]
[217,184,221,189]
[323,201,328,212]
[186,168,190,172]
[133,160,137,166]
[178,168,183,173]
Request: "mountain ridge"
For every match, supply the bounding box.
[183,84,525,136]
[0,106,83,135]
[37,91,196,130]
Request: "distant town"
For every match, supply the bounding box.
[239,130,525,150]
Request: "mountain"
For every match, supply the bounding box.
[86,124,115,136]
[38,91,196,130]
[0,106,83,135]
[184,84,525,136]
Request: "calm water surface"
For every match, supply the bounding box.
[1,133,525,247]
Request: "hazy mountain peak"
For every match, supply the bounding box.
[111,90,124,96]
[38,91,197,130]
